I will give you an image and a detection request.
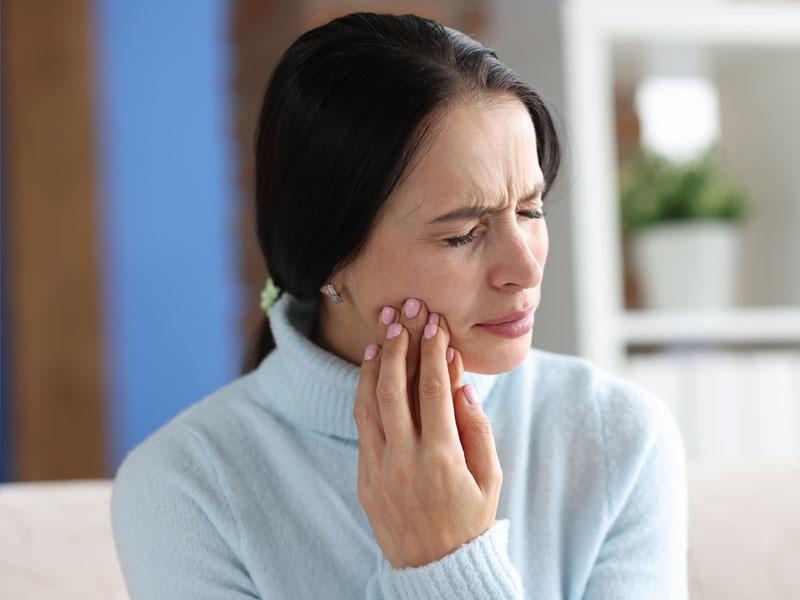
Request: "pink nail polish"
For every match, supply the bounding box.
[427,312,440,325]
[423,322,438,339]
[380,306,395,326]
[404,298,421,318]
[464,384,478,405]
[446,347,455,363]
[387,323,403,339]
[363,343,379,361]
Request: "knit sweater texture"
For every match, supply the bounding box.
[111,291,689,599]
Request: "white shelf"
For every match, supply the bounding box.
[561,0,800,374]
[623,306,800,345]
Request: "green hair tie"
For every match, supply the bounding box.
[259,276,282,316]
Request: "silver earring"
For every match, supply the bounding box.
[320,282,343,304]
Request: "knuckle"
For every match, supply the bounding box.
[352,404,371,428]
[424,446,457,471]
[422,448,459,485]
[468,414,495,437]
[488,464,504,494]
[392,460,415,489]
[418,376,445,400]
[357,482,375,508]
[490,459,503,481]
[376,384,405,410]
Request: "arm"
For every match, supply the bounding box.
[111,424,260,599]
[365,519,524,599]
[582,390,689,599]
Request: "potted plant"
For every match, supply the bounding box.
[619,148,751,310]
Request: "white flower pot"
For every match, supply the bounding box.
[629,220,741,310]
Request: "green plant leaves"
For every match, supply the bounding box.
[619,148,750,232]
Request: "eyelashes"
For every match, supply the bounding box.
[444,209,547,248]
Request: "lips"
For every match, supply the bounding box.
[478,308,534,326]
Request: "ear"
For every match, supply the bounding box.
[330,254,363,302]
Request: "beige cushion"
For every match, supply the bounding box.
[0,479,127,599]
[688,460,800,600]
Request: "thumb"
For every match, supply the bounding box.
[454,384,502,493]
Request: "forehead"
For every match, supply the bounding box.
[386,95,543,222]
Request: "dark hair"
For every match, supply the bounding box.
[242,11,561,374]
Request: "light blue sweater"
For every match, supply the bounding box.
[111,292,688,599]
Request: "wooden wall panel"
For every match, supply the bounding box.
[4,0,107,479]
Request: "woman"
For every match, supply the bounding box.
[111,12,688,599]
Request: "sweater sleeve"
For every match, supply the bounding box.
[582,386,689,599]
[364,518,524,599]
[110,424,260,599]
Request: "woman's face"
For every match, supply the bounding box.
[332,93,548,374]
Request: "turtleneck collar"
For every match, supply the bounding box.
[252,291,501,441]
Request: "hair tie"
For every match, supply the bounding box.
[259,276,282,316]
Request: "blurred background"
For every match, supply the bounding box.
[1,0,799,485]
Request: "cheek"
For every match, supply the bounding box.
[373,250,475,318]
[350,228,483,324]
[420,257,479,332]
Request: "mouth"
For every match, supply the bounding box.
[474,308,535,339]
[477,307,535,326]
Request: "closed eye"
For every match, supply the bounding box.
[444,208,546,248]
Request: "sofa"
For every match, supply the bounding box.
[1,461,798,599]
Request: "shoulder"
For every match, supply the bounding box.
[111,401,224,525]
[111,373,261,532]
[526,347,682,448]
[524,348,686,509]
[498,347,681,458]
[110,377,265,597]
[114,374,254,472]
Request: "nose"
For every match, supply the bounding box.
[488,225,544,291]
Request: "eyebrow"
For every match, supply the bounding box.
[426,181,546,226]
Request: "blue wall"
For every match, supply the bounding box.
[96,0,242,473]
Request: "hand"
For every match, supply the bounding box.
[353,298,504,569]
[375,299,459,434]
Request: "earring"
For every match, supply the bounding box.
[320,282,343,304]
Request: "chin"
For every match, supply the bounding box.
[460,333,532,374]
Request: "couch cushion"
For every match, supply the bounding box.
[0,479,128,599]
[688,461,800,600]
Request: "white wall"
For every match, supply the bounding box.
[486,0,579,356]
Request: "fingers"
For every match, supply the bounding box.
[447,346,464,403]
[398,298,429,405]
[368,299,462,450]
[417,312,460,447]
[374,319,417,447]
[354,342,385,465]
[376,305,399,345]
[377,298,431,432]
[377,299,429,387]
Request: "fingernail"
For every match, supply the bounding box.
[427,312,440,325]
[380,306,395,326]
[387,323,403,339]
[363,343,379,361]
[404,298,421,318]
[464,384,478,405]
[446,347,455,363]
[423,322,438,339]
